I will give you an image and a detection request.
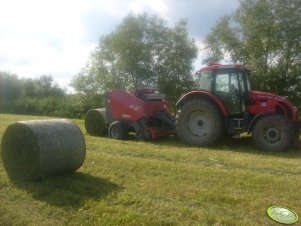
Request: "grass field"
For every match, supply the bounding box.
[0,114,300,225]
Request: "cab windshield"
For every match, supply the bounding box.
[194,70,213,91]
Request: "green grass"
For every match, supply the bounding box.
[0,114,300,225]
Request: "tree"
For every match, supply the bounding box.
[0,71,21,112]
[203,0,301,105]
[71,13,197,104]
[0,72,66,114]
[20,75,64,98]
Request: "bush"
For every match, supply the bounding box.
[12,94,104,119]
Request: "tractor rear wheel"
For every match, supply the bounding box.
[252,114,292,152]
[108,121,128,140]
[176,99,224,146]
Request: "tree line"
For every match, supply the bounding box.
[1,0,301,118]
[0,72,102,118]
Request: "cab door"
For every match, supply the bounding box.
[213,69,242,115]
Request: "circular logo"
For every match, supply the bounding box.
[267,206,298,224]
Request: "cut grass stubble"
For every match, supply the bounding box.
[0,114,300,225]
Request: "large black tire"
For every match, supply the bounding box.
[176,99,224,146]
[108,121,128,140]
[252,114,293,152]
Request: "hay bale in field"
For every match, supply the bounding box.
[85,108,107,136]
[1,119,86,181]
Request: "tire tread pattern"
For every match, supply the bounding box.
[176,99,224,146]
[252,114,292,152]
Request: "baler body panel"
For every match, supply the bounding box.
[109,89,169,121]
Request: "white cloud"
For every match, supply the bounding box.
[0,0,239,91]
[0,0,94,87]
[129,0,168,16]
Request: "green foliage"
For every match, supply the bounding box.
[14,94,103,119]
[71,13,197,105]
[0,71,21,113]
[0,72,103,118]
[204,0,301,106]
[0,72,66,114]
[14,97,62,116]
[20,75,64,98]
[0,114,300,225]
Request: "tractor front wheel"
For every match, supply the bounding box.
[176,99,224,146]
[108,121,128,140]
[252,114,292,152]
[292,123,301,148]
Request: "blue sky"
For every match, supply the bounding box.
[0,0,239,91]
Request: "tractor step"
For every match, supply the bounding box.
[232,134,242,139]
[227,117,247,134]
[233,118,244,129]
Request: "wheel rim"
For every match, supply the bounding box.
[188,110,211,137]
[263,126,281,144]
[110,126,120,139]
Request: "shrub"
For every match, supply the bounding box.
[12,94,104,119]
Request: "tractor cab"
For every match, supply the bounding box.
[195,64,251,116]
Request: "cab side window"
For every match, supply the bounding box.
[215,72,239,94]
[195,70,212,91]
[215,73,229,92]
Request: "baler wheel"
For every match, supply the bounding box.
[108,121,128,140]
[252,114,292,152]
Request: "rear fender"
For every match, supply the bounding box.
[176,91,229,117]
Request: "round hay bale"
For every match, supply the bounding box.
[85,108,107,136]
[1,119,86,181]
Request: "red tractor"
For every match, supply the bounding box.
[176,64,300,151]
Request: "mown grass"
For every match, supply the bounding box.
[0,113,300,225]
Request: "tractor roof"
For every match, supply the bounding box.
[200,64,246,72]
